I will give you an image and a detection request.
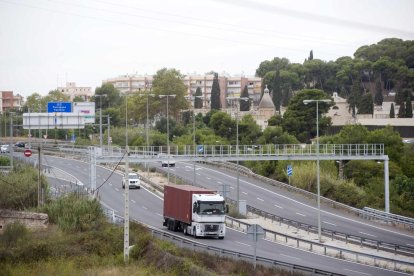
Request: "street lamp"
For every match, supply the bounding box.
[9,111,15,170]
[226,96,250,212]
[95,94,107,149]
[303,98,331,243]
[159,94,176,184]
[138,92,155,177]
[186,95,203,186]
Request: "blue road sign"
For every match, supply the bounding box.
[47,102,72,113]
[287,165,293,177]
[197,145,204,153]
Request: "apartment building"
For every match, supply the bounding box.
[58,82,93,101]
[1,91,23,114]
[102,73,262,109]
[102,75,153,94]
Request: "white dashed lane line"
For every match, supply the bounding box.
[235,241,251,247]
[274,204,283,209]
[280,254,301,260]
[156,213,163,217]
[257,197,264,202]
[217,181,222,184]
[295,212,306,217]
[323,221,337,226]
[142,206,148,210]
[343,269,371,276]
[131,199,136,204]
[359,232,376,238]
[115,188,120,192]
[242,192,248,195]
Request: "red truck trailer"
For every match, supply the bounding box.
[163,184,227,238]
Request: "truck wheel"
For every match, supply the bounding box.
[218,237,224,240]
[193,227,197,238]
[183,226,187,235]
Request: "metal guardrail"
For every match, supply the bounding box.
[225,215,414,273]
[210,161,414,229]
[363,207,414,228]
[101,206,345,276]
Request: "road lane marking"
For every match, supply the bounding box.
[142,206,147,210]
[206,177,211,180]
[242,192,248,195]
[343,269,371,276]
[156,213,163,217]
[274,204,283,209]
[196,173,201,176]
[323,221,337,226]
[359,232,376,238]
[179,163,414,239]
[296,212,306,217]
[280,254,301,260]
[257,197,264,202]
[235,241,251,247]
[217,181,222,184]
[131,199,136,204]
[109,183,112,186]
[115,188,120,192]
[230,186,234,189]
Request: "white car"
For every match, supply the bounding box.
[158,153,176,167]
[0,144,10,153]
[122,173,141,189]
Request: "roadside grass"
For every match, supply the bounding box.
[0,193,304,276]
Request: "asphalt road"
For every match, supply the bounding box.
[161,161,414,248]
[35,154,409,276]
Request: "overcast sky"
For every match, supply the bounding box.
[1,0,413,98]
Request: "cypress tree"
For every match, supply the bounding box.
[390,103,395,118]
[374,80,383,105]
[398,102,406,118]
[240,85,250,111]
[272,70,282,112]
[210,73,221,110]
[309,50,313,60]
[405,95,413,118]
[194,87,203,109]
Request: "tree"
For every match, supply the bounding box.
[209,111,234,140]
[238,114,261,144]
[309,50,313,61]
[398,102,406,118]
[358,94,374,115]
[194,87,203,109]
[390,103,395,118]
[348,78,363,113]
[405,95,413,118]
[152,68,188,119]
[272,70,282,111]
[210,73,221,110]
[240,85,250,111]
[282,89,332,142]
[374,80,383,106]
[94,83,121,109]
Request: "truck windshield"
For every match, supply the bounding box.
[198,201,225,215]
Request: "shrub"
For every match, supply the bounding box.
[1,222,28,248]
[43,193,105,233]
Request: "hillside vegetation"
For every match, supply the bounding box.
[0,194,301,276]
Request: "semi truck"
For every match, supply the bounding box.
[163,184,227,239]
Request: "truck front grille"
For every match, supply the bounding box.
[204,224,219,232]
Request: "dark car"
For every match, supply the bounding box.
[15,141,26,148]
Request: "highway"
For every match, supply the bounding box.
[161,161,414,248]
[35,153,410,276]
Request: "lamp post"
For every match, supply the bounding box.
[124,94,130,263]
[159,94,176,184]
[303,98,331,243]
[226,97,249,211]
[139,92,155,177]
[185,95,203,186]
[95,94,107,149]
[9,112,15,170]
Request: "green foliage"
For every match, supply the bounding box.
[0,155,9,166]
[267,115,283,126]
[367,126,404,162]
[257,126,299,145]
[272,70,282,111]
[42,194,105,233]
[374,80,383,105]
[0,164,47,210]
[209,111,234,140]
[239,85,250,111]
[194,87,203,109]
[1,222,28,248]
[238,114,261,144]
[358,93,374,115]
[94,83,122,109]
[405,95,413,118]
[210,73,221,110]
[282,89,332,142]
[390,103,395,118]
[398,102,406,118]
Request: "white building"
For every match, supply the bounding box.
[58,82,93,101]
